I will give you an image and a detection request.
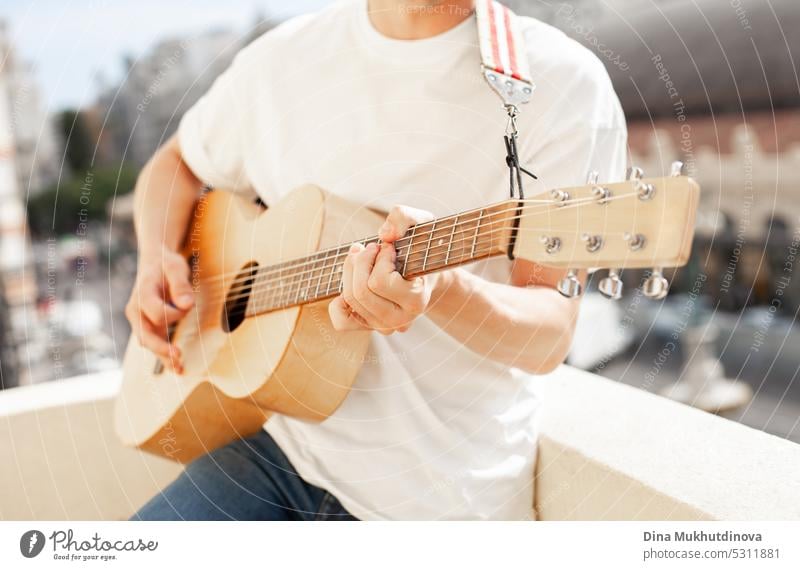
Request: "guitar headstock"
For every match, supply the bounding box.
[512,162,700,299]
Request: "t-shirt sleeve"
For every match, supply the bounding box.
[529,123,627,190]
[178,49,255,194]
[524,48,628,190]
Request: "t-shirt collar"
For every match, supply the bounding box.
[354,0,477,65]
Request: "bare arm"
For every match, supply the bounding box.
[425,262,581,374]
[133,135,202,256]
[125,134,204,372]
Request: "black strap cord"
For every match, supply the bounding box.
[503,132,537,200]
[503,132,537,259]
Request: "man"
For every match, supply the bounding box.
[128,0,626,520]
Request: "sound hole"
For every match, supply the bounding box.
[222,262,259,333]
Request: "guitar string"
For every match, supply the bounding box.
[205,201,648,311]
[199,190,647,305]
[204,205,656,320]
[194,189,645,303]
[222,222,637,309]
[207,224,635,311]
[192,189,642,287]
[221,240,506,321]
[190,194,558,286]
[225,209,654,320]
[237,221,639,314]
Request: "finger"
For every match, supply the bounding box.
[163,256,194,310]
[145,322,184,374]
[376,271,428,316]
[352,243,398,326]
[136,319,183,371]
[328,295,367,331]
[138,282,187,326]
[369,243,399,286]
[367,243,423,309]
[379,205,435,242]
[368,244,412,324]
[342,243,380,326]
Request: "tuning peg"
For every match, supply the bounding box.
[550,188,569,205]
[598,269,623,300]
[670,161,684,176]
[557,269,583,298]
[627,166,654,200]
[586,170,599,184]
[627,166,644,181]
[643,267,669,300]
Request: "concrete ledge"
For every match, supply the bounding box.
[534,366,800,520]
[1,367,799,520]
[0,372,181,520]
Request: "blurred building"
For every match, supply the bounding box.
[0,21,60,196]
[0,20,56,386]
[93,28,244,167]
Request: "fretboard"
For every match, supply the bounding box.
[243,201,518,317]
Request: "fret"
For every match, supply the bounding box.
[325,250,341,295]
[444,215,458,265]
[259,271,269,313]
[292,265,303,305]
[243,273,255,317]
[260,270,275,314]
[244,272,255,317]
[422,220,436,272]
[273,268,285,312]
[402,224,416,276]
[303,258,315,301]
[334,253,346,294]
[470,209,484,259]
[313,252,326,299]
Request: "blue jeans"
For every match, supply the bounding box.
[131,430,358,521]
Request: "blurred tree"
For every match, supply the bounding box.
[57,109,94,173]
[27,165,138,237]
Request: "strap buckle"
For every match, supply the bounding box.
[482,67,534,109]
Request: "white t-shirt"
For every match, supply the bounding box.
[178,0,627,520]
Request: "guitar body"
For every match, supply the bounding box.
[115,185,378,463]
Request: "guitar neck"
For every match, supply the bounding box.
[244,200,519,317]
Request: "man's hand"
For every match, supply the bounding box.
[329,205,443,335]
[125,248,194,373]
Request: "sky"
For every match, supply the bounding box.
[1,0,332,112]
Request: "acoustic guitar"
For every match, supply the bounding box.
[115,164,699,462]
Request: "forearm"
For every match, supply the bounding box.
[133,135,203,258]
[426,268,580,374]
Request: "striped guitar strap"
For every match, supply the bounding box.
[475,0,536,255]
[475,0,534,109]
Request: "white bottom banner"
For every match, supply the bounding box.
[1,521,798,569]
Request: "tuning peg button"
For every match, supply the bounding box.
[557,269,583,298]
[670,161,684,177]
[627,166,644,181]
[643,268,669,300]
[627,166,655,200]
[550,189,569,206]
[599,269,623,300]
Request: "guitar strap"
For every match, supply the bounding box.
[474,0,536,256]
[475,0,534,106]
